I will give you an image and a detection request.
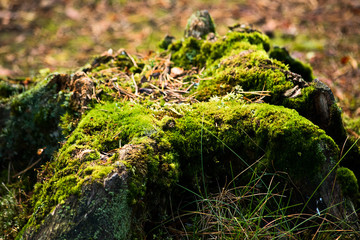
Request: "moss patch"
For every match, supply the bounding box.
[168,31,270,69]
[269,46,314,82]
[157,101,338,192]
[24,98,340,234]
[27,102,154,225]
[24,101,181,231]
[337,167,360,199]
[195,50,291,100]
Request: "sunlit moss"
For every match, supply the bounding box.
[157,101,338,189]
[196,50,291,101]
[168,31,270,68]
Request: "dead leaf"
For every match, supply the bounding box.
[170,67,184,78]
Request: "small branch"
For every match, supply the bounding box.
[12,158,42,178]
[8,161,11,183]
[131,74,138,95]
[169,90,189,94]
[149,83,167,96]
[126,52,138,67]
[185,82,195,92]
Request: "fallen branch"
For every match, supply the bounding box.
[12,158,42,178]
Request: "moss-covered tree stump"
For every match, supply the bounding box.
[1,10,359,239]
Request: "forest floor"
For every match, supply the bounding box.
[1,0,360,116]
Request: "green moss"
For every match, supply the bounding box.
[0,77,70,183]
[168,31,270,68]
[121,136,180,207]
[59,111,78,137]
[27,153,116,229]
[156,101,338,191]
[24,101,170,230]
[83,165,114,179]
[158,35,175,50]
[253,104,336,180]
[283,85,316,110]
[169,37,203,67]
[190,47,323,143]
[269,46,314,82]
[344,115,360,135]
[196,50,291,101]
[336,167,360,199]
[19,94,342,237]
[0,80,22,99]
[67,102,156,150]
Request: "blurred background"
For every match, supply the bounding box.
[0,0,359,115]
